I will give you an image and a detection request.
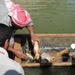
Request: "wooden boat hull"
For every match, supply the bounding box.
[13,34,75,67]
[21,62,75,67]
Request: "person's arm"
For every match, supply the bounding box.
[26,25,40,44]
[8,46,28,59]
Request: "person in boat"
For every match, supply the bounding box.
[0,0,40,59]
[0,24,25,75]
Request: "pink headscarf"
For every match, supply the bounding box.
[5,0,31,28]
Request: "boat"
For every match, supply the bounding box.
[13,34,75,67]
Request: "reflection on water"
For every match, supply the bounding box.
[23,67,75,75]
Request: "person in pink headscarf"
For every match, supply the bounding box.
[0,0,40,59]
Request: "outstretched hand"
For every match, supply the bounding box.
[7,47,28,59]
[14,50,28,59]
[31,34,40,44]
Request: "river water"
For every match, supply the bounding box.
[13,0,75,34]
[23,66,75,75]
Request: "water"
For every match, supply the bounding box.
[23,66,75,75]
[13,0,75,34]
